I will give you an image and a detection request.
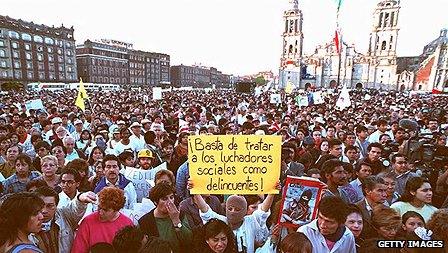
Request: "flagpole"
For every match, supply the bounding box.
[335,0,342,89]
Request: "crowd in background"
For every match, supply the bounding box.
[0,87,448,253]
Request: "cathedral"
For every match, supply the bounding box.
[279,0,400,90]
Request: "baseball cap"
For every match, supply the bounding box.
[74,119,83,125]
[51,117,62,124]
[141,119,151,125]
[138,149,154,159]
[130,122,142,128]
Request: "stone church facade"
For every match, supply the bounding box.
[279,0,400,90]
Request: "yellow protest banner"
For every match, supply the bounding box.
[188,135,281,195]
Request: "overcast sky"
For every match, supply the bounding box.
[2,0,447,75]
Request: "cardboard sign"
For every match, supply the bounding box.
[122,162,167,202]
[270,94,281,104]
[25,99,45,112]
[278,176,327,228]
[152,87,163,100]
[188,135,281,195]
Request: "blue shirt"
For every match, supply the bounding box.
[2,171,41,194]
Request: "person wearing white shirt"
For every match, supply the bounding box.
[298,196,356,253]
[112,128,138,156]
[367,119,394,143]
[194,193,276,253]
[129,122,146,152]
[58,168,81,209]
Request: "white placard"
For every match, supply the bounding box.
[122,162,167,202]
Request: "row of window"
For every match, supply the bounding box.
[6,31,72,47]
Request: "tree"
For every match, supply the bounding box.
[254,76,267,86]
[1,81,23,91]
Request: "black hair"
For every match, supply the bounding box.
[318,196,347,224]
[320,159,345,183]
[90,242,117,253]
[102,154,122,170]
[34,186,60,205]
[361,176,386,196]
[401,211,425,226]
[0,192,44,245]
[367,142,383,152]
[149,181,175,204]
[112,225,145,253]
[400,177,430,203]
[61,167,81,183]
[139,238,172,253]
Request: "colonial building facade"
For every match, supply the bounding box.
[0,15,77,85]
[397,29,448,91]
[279,0,400,90]
[76,39,170,86]
[170,64,231,88]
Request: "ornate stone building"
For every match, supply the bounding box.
[397,29,448,91]
[279,0,401,90]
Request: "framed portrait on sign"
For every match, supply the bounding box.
[277,176,327,228]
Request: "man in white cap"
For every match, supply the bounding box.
[46,117,63,142]
[129,122,145,151]
[72,119,84,142]
[141,119,151,133]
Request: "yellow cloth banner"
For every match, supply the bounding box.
[75,78,88,111]
[188,135,281,195]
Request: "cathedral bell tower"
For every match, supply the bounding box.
[368,0,400,62]
[279,0,304,88]
[367,0,400,89]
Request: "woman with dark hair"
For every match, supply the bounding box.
[2,153,41,194]
[0,192,44,253]
[345,204,364,249]
[88,146,105,173]
[76,129,92,154]
[391,176,438,222]
[400,211,425,236]
[193,219,237,253]
[138,182,192,253]
[89,160,104,189]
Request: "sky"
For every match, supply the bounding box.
[2,0,447,76]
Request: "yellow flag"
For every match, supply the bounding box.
[75,92,85,111]
[75,78,88,111]
[285,81,293,94]
[79,78,89,99]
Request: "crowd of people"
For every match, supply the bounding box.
[0,87,448,253]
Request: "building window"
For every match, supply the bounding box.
[57,48,62,55]
[27,72,33,79]
[34,35,43,43]
[37,54,43,61]
[44,37,54,45]
[38,63,44,71]
[67,66,73,73]
[38,72,45,80]
[58,56,64,63]
[47,47,53,53]
[66,42,72,48]
[49,73,55,79]
[8,31,20,39]
[0,49,5,57]
[22,33,32,41]
[14,71,22,79]
[58,66,64,72]
[25,52,32,60]
[58,40,63,47]
[0,60,6,68]
[24,44,31,50]
[1,71,8,77]
[67,58,73,64]
[0,40,5,47]
[67,50,72,56]
[26,62,33,70]
[49,64,55,72]
[48,55,54,62]
[13,51,19,58]
[12,42,19,49]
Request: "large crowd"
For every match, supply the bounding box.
[0,87,447,253]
